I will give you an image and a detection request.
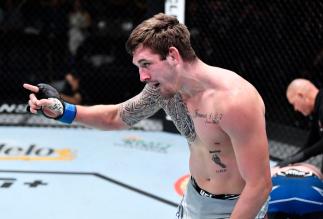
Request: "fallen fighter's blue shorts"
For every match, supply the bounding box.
[269,169,323,215]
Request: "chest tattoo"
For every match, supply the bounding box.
[160,93,196,143]
[121,86,196,143]
[209,150,226,169]
[193,109,223,124]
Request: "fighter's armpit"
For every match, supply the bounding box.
[120,84,161,126]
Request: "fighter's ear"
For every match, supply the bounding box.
[297,92,305,100]
[167,46,180,63]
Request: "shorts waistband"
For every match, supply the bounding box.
[191,177,240,200]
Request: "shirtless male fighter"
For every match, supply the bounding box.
[24,13,272,219]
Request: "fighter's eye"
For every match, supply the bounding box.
[141,62,150,68]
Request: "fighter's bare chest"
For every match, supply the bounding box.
[189,108,228,144]
[161,93,227,145]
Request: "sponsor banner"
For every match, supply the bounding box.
[0,103,28,114]
[174,174,189,196]
[0,143,75,161]
[114,135,172,154]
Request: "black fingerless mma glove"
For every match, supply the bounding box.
[29,83,77,124]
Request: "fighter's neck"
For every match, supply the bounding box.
[178,60,215,98]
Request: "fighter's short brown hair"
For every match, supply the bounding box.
[126,13,196,62]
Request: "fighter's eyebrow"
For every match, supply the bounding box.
[137,59,149,64]
[133,58,151,67]
[133,59,150,67]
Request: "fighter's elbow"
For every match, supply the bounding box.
[250,176,272,199]
[260,177,272,199]
[264,178,272,196]
[100,108,128,130]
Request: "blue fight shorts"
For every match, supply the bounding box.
[269,168,323,215]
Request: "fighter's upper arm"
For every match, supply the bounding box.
[120,84,162,126]
[220,95,270,183]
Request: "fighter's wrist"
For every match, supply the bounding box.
[57,102,77,124]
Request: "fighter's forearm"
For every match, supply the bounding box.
[75,104,128,130]
[230,183,271,219]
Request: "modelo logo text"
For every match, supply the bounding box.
[0,143,75,161]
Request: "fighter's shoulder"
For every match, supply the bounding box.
[120,84,161,109]
[119,84,162,126]
[213,68,261,101]
[141,83,161,96]
[220,84,259,107]
[217,83,265,124]
[130,84,161,103]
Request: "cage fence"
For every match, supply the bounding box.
[0,0,322,167]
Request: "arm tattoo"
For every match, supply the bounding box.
[161,93,196,143]
[120,85,161,126]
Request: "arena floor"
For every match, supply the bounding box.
[0,126,279,219]
[0,127,189,219]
